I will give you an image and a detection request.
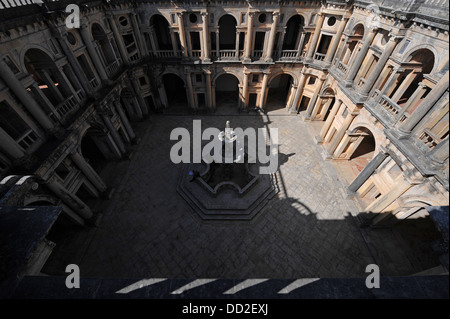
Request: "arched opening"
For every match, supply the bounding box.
[163,73,188,109]
[340,24,364,66]
[350,127,376,161]
[266,74,294,111]
[81,127,110,172]
[215,73,240,109]
[219,15,237,50]
[24,49,73,109]
[150,14,173,51]
[283,15,305,50]
[315,88,336,121]
[91,23,117,67]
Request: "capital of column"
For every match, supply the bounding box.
[201,12,208,17]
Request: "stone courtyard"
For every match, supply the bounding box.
[42,110,441,279]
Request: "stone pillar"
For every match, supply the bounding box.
[113,99,136,141]
[306,13,325,60]
[360,35,399,96]
[265,11,279,62]
[0,126,25,159]
[107,14,129,63]
[80,23,109,81]
[242,72,249,107]
[177,12,189,58]
[0,57,54,131]
[399,71,449,134]
[326,110,356,157]
[56,66,81,102]
[46,176,93,220]
[304,77,326,119]
[235,31,240,58]
[259,72,270,108]
[289,70,307,112]
[348,152,388,193]
[215,29,220,57]
[130,12,147,56]
[277,28,286,59]
[395,82,427,123]
[170,29,178,56]
[185,72,196,109]
[70,151,107,193]
[205,71,213,109]
[201,12,210,61]
[54,32,92,94]
[148,28,158,53]
[243,12,255,62]
[324,16,348,64]
[102,113,126,155]
[317,100,343,142]
[296,32,306,59]
[344,28,377,85]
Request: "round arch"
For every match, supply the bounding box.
[346,125,377,161]
[404,47,437,74]
[213,71,242,86]
[283,12,307,27]
[214,73,240,108]
[150,14,173,51]
[266,72,296,111]
[215,11,240,26]
[19,45,56,73]
[162,73,188,109]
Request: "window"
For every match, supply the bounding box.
[189,13,198,23]
[258,13,267,23]
[195,74,202,83]
[171,14,176,24]
[119,16,128,26]
[55,163,70,180]
[327,16,336,26]
[308,77,316,85]
[280,14,284,24]
[139,76,147,86]
[252,74,259,83]
[241,13,246,24]
[67,32,77,46]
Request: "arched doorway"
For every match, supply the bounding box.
[162,73,188,109]
[24,48,74,111]
[219,15,237,50]
[283,15,305,50]
[215,73,240,109]
[81,127,111,170]
[266,74,294,111]
[314,87,336,121]
[91,23,117,70]
[150,14,173,51]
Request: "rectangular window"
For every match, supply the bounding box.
[190,32,201,50]
[195,74,203,83]
[55,163,70,181]
[139,76,147,86]
[308,77,316,85]
[171,14,176,24]
[252,74,259,83]
[241,13,246,24]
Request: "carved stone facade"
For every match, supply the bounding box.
[0,0,448,231]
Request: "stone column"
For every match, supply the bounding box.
[205,71,213,109]
[70,151,107,193]
[215,29,220,57]
[107,14,129,63]
[399,70,449,134]
[430,138,449,164]
[277,28,287,59]
[80,23,109,81]
[243,12,255,62]
[317,100,343,142]
[56,66,80,102]
[46,176,93,220]
[395,82,427,123]
[326,110,356,157]
[130,12,147,56]
[306,13,325,60]
[289,70,307,112]
[235,31,240,58]
[201,12,210,61]
[102,113,126,155]
[185,72,196,109]
[177,12,189,58]
[344,28,377,85]
[259,72,270,108]
[54,32,92,94]
[148,27,158,53]
[265,11,279,62]
[296,32,306,59]
[0,57,54,131]
[304,77,326,119]
[324,16,348,64]
[0,126,25,159]
[170,29,178,56]
[242,72,249,107]
[348,152,389,193]
[360,35,399,96]
[114,99,136,141]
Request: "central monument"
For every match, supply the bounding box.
[177,121,279,220]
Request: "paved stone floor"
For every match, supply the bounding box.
[43,108,442,279]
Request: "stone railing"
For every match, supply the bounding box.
[89,77,99,89]
[418,129,439,149]
[16,129,38,150]
[191,50,202,58]
[314,52,326,61]
[218,50,237,59]
[379,94,401,117]
[278,50,298,61]
[106,60,120,77]
[55,94,77,118]
[252,50,263,58]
